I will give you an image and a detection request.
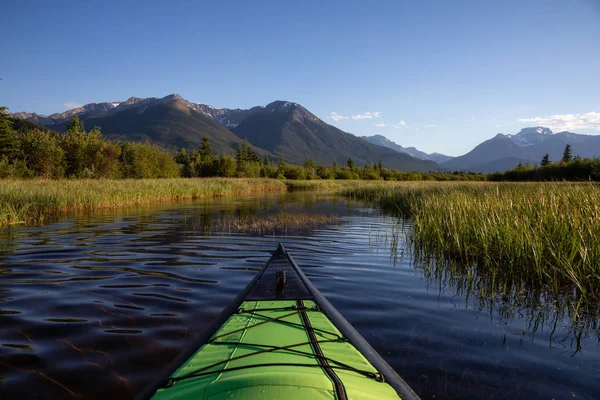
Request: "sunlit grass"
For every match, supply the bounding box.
[0,178,286,227]
[341,181,600,304]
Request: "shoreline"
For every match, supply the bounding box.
[0,178,286,227]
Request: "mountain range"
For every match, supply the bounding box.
[362,128,600,173]
[441,127,600,172]
[13,94,438,172]
[361,135,454,164]
[13,95,600,173]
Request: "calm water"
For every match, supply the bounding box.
[0,191,598,399]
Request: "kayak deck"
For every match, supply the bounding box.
[138,244,418,400]
[152,300,400,400]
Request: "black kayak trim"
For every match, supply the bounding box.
[299,299,348,400]
[135,243,420,400]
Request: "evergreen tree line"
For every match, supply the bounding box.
[174,140,486,181]
[0,110,179,179]
[489,144,600,181]
[0,109,487,181]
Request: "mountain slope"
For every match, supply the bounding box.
[20,95,265,155]
[13,95,439,171]
[442,127,600,172]
[428,153,455,164]
[233,102,439,171]
[362,134,454,163]
[12,102,121,126]
[442,134,536,172]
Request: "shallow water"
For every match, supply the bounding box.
[0,191,598,399]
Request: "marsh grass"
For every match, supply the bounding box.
[182,213,340,235]
[0,178,286,227]
[284,180,387,191]
[341,182,600,306]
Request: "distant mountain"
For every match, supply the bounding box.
[427,153,455,164]
[13,101,122,126]
[13,95,439,171]
[442,127,600,172]
[231,101,439,171]
[362,134,454,163]
[15,94,263,155]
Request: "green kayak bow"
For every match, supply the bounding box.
[136,243,419,400]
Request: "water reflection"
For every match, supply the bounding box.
[0,191,598,399]
[387,221,600,362]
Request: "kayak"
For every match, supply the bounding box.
[136,243,419,400]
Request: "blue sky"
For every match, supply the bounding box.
[1,0,599,156]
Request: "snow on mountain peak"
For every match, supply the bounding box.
[265,101,300,113]
[506,126,553,147]
[515,126,553,136]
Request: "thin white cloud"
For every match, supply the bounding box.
[518,111,600,132]
[374,123,386,127]
[329,112,348,122]
[330,111,382,122]
[64,102,83,110]
[394,120,407,128]
[424,124,435,128]
[351,111,382,120]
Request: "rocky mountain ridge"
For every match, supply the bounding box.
[441,126,600,172]
[13,94,439,172]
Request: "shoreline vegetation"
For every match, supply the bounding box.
[3,109,600,308]
[2,177,600,314]
[0,178,286,227]
[1,112,485,182]
[339,181,600,308]
[182,213,340,236]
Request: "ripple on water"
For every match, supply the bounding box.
[0,192,599,399]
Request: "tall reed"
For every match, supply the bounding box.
[341,182,600,302]
[0,178,286,227]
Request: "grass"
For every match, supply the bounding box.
[340,181,600,306]
[4,177,600,309]
[284,180,385,191]
[0,178,286,227]
[183,212,340,235]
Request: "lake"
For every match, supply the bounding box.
[0,191,598,399]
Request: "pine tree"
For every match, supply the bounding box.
[0,106,20,160]
[346,157,355,170]
[235,144,244,173]
[63,116,88,177]
[241,139,260,163]
[541,153,550,167]
[332,159,340,177]
[278,153,286,169]
[562,144,572,163]
[263,154,270,166]
[304,157,314,169]
[66,115,85,135]
[174,148,189,165]
[195,137,216,176]
[199,136,212,161]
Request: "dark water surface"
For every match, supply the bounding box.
[0,191,598,399]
